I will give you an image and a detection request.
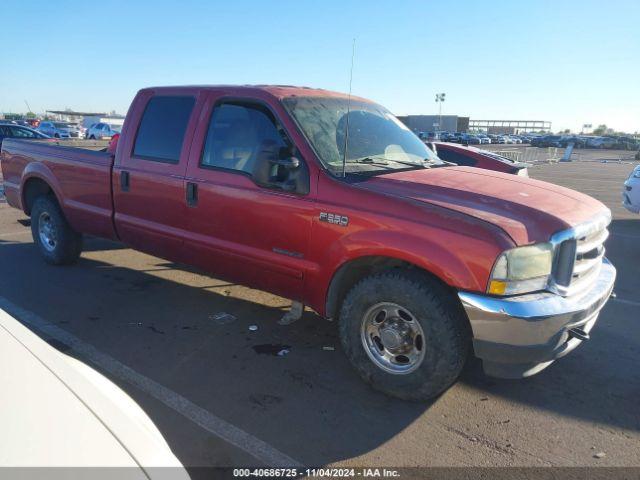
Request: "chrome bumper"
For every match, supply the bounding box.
[458,259,616,378]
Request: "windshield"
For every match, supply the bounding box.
[53,122,69,129]
[108,124,122,132]
[282,96,444,176]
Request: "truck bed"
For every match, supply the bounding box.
[1,138,117,240]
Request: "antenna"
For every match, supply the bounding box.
[342,38,356,178]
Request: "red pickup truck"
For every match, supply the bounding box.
[1,85,616,400]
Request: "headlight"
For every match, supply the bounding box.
[488,243,553,295]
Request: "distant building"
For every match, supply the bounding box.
[396,115,469,133]
[469,119,551,134]
[46,110,125,129]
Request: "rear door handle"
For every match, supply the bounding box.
[120,171,130,191]
[186,182,198,207]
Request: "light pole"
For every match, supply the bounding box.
[435,93,446,133]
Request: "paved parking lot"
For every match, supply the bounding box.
[0,154,639,471]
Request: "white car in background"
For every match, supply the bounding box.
[86,122,122,139]
[37,121,83,139]
[0,309,189,477]
[623,165,640,213]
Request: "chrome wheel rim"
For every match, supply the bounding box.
[360,302,426,374]
[38,212,57,252]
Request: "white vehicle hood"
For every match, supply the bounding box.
[0,310,189,477]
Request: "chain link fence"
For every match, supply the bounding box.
[485,146,639,164]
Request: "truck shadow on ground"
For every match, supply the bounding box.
[0,236,637,467]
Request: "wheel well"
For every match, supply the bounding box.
[23,178,55,215]
[325,256,457,320]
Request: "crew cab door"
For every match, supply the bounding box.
[113,91,202,263]
[182,93,315,300]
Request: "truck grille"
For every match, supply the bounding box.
[550,213,610,296]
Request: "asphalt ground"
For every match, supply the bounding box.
[0,152,638,473]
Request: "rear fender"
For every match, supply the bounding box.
[21,163,64,215]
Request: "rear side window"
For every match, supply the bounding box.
[133,96,195,163]
[436,148,478,167]
[10,127,36,138]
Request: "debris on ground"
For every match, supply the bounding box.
[252,344,292,356]
[593,452,607,459]
[127,322,142,326]
[248,324,258,331]
[480,396,489,401]
[278,301,304,325]
[147,325,165,335]
[209,312,237,325]
[322,346,335,351]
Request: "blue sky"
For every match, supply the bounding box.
[1,0,638,132]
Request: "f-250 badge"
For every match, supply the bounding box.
[319,212,349,226]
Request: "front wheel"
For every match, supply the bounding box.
[31,196,83,265]
[339,270,470,401]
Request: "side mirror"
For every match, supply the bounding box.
[270,151,300,170]
[252,141,309,195]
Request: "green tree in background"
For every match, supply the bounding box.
[593,124,608,135]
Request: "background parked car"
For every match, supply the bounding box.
[559,135,587,148]
[459,133,481,144]
[623,165,640,213]
[86,123,122,140]
[433,141,529,176]
[535,135,563,147]
[0,123,50,148]
[614,136,640,150]
[37,121,82,138]
[0,309,189,476]
[586,136,617,149]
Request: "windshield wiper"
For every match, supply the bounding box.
[347,157,390,165]
[426,157,455,167]
[352,155,426,169]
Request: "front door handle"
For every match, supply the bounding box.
[186,182,198,207]
[120,171,130,191]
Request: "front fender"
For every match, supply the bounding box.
[308,227,504,317]
[332,229,484,289]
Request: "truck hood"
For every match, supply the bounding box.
[358,166,608,245]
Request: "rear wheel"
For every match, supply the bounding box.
[30,196,82,265]
[338,270,470,401]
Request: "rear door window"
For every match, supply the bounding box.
[10,127,36,138]
[133,96,195,163]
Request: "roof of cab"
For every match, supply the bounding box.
[140,85,373,103]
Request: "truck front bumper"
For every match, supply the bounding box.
[458,259,616,379]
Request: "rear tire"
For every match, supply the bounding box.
[338,270,470,401]
[30,196,82,265]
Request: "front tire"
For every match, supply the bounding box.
[31,196,82,265]
[339,270,470,401]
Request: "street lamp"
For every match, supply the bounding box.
[435,93,446,133]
